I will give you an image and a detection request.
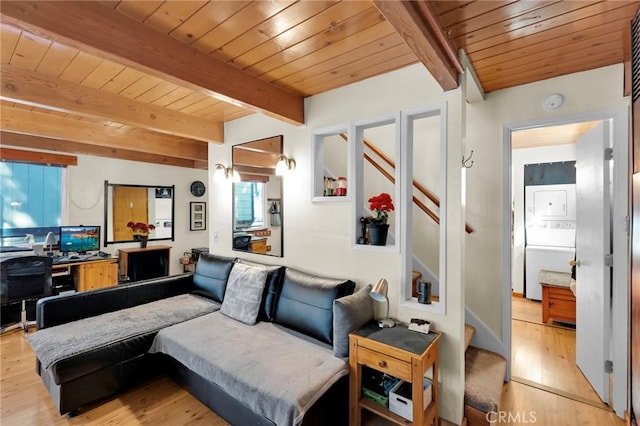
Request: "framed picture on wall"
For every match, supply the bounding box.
[190,202,206,231]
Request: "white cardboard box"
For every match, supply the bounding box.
[388,378,432,421]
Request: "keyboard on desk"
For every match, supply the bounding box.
[52,255,96,264]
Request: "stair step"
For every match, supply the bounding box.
[464,347,507,426]
[464,324,475,352]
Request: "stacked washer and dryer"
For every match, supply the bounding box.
[524,183,576,301]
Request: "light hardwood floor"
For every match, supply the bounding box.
[511,296,622,414]
[511,319,602,405]
[0,330,228,425]
[0,325,626,425]
[512,295,577,328]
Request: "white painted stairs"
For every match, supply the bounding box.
[464,324,508,425]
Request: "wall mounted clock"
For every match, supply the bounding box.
[190,180,206,197]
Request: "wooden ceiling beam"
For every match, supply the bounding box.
[372,0,461,91]
[0,106,208,162]
[232,149,279,169]
[1,65,223,143]
[234,165,275,176]
[0,1,305,125]
[234,136,282,155]
[0,145,77,166]
[1,131,200,169]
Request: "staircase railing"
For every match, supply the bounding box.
[340,133,474,234]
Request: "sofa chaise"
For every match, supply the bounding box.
[29,253,373,425]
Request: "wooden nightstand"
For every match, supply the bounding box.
[349,324,441,425]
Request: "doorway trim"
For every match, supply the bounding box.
[502,107,629,417]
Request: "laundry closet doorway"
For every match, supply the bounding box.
[505,110,628,414]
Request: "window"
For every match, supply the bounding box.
[1,161,64,245]
[233,181,265,230]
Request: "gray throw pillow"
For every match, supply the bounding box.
[220,262,268,325]
[333,284,374,357]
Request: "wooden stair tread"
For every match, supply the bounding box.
[464,324,475,352]
[464,346,507,414]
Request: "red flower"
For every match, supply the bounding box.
[127,221,156,235]
[368,193,394,223]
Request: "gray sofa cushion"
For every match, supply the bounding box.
[220,263,268,325]
[333,284,374,357]
[192,253,235,302]
[235,258,285,321]
[273,268,355,344]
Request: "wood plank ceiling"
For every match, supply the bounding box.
[0,1,638,168]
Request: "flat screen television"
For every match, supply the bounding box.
[59,225,100,254]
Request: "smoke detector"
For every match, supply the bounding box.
[542,93,564,111]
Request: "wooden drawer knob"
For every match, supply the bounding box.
[378,360,387,368]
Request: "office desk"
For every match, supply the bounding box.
[52,258,118,293]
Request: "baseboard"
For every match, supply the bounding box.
[511,291,524,298]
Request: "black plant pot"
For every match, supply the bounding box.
[367,223,389,246]
[133,234,148,248]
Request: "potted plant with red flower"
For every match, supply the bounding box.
[127,221,156,248]
[367,193,394,245]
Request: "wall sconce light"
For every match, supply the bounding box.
[230,167,241,183]
[213,164,228,182]
[275,154,296,176]
[213,163,241,182]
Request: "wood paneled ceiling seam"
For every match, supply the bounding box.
[0,1,305,125]
[1,64,224,143]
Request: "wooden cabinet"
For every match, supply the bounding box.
[539,270,575,324]
[541,284,576,324]
[75,260,118,292]
[119,246,171,282]
[53,258,118,293]
[250,238,268,254]
[349,326,441,425]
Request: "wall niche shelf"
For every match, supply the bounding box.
[351,113,401,252]
[351,243,400,254]
[311,196,351,203]
[311,123,353,202]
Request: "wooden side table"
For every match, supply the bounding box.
[349,324,441,425]
[539,270,575,324]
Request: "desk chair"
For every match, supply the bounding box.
[1,255,52,333]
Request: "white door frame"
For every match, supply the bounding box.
[502,107,629,417]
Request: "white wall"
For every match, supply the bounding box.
[209,64,467,424]
[465,64,628,337]
[209,63,629,423]
[511,144,576,294]
[67,154,209,275]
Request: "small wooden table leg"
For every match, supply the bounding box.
[541,285,550,323]
[349,337,361,426]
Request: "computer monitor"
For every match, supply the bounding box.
[59,226,100,254]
